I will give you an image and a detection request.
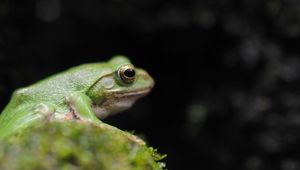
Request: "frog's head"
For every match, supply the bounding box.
[86,56,154,119]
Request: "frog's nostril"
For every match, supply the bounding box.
[138,71,150,79]
[138,71,155,87]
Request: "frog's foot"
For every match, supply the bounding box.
[33,103,56,122]
[64,106,81,121]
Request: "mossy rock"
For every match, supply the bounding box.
[0,121,166,170]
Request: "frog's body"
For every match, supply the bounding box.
[0,56,154,139]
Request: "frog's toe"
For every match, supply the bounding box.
[33,103,56,120]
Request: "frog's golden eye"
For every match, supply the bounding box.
[117,64,135,84]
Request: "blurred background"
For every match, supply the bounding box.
[1,0,300,169]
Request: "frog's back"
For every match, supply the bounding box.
[1,63,107,115]
[18,63,106,104]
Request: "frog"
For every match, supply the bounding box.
[0,55,154,139]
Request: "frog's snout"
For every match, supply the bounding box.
[137,70,155,89]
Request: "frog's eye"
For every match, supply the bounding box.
[117,64,135,84]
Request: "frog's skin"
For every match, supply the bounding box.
[0,56,154,139]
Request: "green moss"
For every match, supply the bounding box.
[0,121,166,170]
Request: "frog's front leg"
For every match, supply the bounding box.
[33,103,56,121]
[65,92,101,123]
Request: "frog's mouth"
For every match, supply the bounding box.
[92,88,152,119]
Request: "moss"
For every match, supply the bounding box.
[0,121,166,170]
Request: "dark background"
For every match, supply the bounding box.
[1,0,300,169]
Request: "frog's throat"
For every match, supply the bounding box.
[91,88,151,119]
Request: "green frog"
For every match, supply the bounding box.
[0,56,154,139]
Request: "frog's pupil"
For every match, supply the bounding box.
[124,69,135,78]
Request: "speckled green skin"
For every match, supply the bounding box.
[0,56,154,139]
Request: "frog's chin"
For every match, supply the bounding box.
[92,88,151,119]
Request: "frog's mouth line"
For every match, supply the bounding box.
[112,88,152,98]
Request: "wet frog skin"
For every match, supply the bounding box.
[0,56,154,139]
